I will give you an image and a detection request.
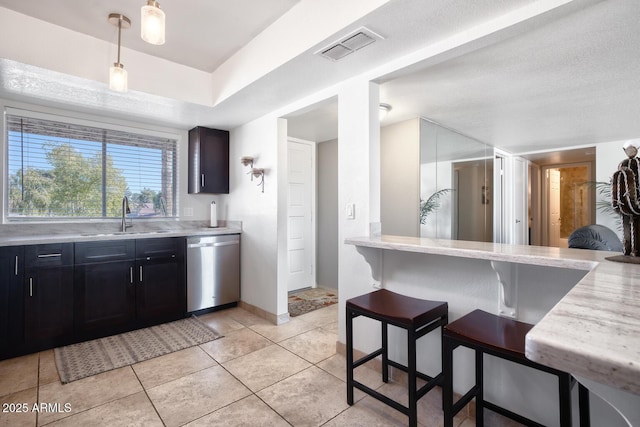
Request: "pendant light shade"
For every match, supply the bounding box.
[109,63,128,92]
[141,0,165,45]
[108,13,130,93]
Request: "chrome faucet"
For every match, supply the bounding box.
[121,196,133,232]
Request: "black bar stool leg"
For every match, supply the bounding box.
[382,320,389,383]
[408,327,417,427]
[346,308,354,405]
[443,335,454,427]
[579,383,590,427]
[558,373,572,427]
[476,349,484,427]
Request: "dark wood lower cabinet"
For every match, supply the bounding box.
[74,260,136,339]
[23,243,74,352]
[74,237,186,341]
[0,246,24,358]
[136,258,185,324]
[1,237,187,360]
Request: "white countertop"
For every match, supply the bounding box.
[345,234,640,396]
[0,226,241,247]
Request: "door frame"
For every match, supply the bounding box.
[286,137,317,292]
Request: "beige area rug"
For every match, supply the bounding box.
[54,316,222,384]
[288,287,338,317]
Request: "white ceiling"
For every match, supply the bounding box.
[0,0,638,157]
[0,0,300,72]
[289,0,640,156]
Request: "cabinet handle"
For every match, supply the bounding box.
[201,173,205,188]
[130,267,134,284]
[37,253,62,258]
[139,266,143,282]
[29,278,33,297]
[15,255,18,276]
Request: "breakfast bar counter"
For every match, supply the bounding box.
[345,235,640,398]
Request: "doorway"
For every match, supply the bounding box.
[284,98,339,317]
[286,138,315,292]
[542,164,593,247]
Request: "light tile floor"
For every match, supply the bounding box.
[0,304,518,426]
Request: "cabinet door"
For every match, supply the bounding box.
[74,240,136,340]
[0,246,24,357]
[24,265,74,350]
[23,244,74,351]
[136,257,186,323]
[136,238,186,323]
[188,127,229,194]
[74,261,136,339]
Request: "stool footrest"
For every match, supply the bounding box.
[353,348,383,369]
[417,373,442,400]
[483,401,546,427]
[352,379,409,416]
[451,385,479,416]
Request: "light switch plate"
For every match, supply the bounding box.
[346,203,355,220]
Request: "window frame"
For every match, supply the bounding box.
[3,106,181,223]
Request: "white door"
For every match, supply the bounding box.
[287,139,315,292]
[548,169,561,247]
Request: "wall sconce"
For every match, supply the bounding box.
[241,156,265,192]
[108,13,131,93]
[240,156,254,168]
[141,0,166,45]
[252,168,265,193]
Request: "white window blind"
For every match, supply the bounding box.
[6,112,177,220]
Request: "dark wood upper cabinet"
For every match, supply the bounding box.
[188,126,229,194]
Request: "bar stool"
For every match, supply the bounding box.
[346,289,448,427]
[443,309,590,427]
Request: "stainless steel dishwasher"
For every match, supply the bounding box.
[187,234,240,312]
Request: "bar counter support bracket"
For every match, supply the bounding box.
[490,261,518,319]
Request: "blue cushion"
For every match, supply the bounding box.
[568,224,623,252]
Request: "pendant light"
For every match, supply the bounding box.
[108,13,131,93]
[141,0,165,45]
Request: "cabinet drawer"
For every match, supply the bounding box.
[136,237,184,260]
[75,240,135,264]
[25,243,73,268]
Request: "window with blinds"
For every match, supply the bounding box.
[6,111,177,220]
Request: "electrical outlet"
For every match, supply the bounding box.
[184,207,193,217]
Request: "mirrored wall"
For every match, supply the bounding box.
[419,119,493,242]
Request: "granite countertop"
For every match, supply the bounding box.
[345,234,640,396]
[0,220,242,247]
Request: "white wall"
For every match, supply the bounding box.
[227,115,281,317]
[595,138,639,237]
[337,79,381,350]
[317,139,338,289]
[380,118,420,237]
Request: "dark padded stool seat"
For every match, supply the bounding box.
[443,309,590,427]
[346,289,448,327]
[346,289,448,427]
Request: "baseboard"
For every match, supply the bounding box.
[238,301,288,325]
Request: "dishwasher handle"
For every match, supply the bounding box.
[187,240,239,249]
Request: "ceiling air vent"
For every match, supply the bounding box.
[316,27,383,61]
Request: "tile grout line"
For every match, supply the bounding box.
[130,366,167,427]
